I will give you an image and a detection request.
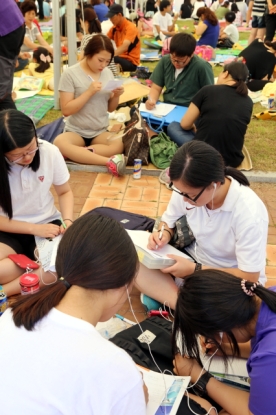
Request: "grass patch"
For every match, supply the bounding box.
[39,26,275,171]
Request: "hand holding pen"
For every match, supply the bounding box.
[147,224,171,250]
[145,96,156,110]
[155,224,164,249]
[87,75,102,95]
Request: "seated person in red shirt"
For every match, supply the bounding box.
[106,4,141,71]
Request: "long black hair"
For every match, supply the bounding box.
[169,141,250,189]
[172,269,276,367]
[224,60,249,96]
[12,213,139,331]
[0,109,40,219]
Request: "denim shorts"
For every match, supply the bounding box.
[252,15,266,28]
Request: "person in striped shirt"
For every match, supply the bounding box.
[246,0,266,44]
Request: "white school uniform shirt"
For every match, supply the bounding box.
[153,11,173,40]
[162,177,268,285]
[0,308,146,415]
[1,140,69,224]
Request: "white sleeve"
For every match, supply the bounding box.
[235,218,268,274]
[161,191,187,228]
[52,146,70,186]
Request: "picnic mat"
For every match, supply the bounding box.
[143,39,163,49]
[15,95,54,125]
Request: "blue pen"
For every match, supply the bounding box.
[115,314,136,326]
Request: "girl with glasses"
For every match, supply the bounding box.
[136,141,268,310]
[0,109,74,297]
[0,213,147,414]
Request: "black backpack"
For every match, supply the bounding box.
[87,207,155,231]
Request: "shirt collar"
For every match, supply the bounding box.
[219,176,240,212]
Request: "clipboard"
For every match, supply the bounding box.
[140,103,188,131]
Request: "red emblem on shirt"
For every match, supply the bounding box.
[38,176,44,182]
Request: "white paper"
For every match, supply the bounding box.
[139,367,190,415]
[139,102,176,117]
[126,230,190,261]
[103,79,124,91]
[35,234,62,272]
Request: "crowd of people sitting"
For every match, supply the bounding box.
[1,0,276,414]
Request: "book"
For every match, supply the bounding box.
[126,230,192,269]
[138,366,190,415]
[201,354,250,391]
[14,76,44,92]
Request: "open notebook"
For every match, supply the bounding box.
[126,230,192,269]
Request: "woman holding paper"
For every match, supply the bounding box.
[172,269,276,415]
[0,109,74,297]
[136,141,268,310]
[54,34,126,177]
[0,213,147,415]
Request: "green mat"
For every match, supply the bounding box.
[15,95,54,125]
[214,49,240,56]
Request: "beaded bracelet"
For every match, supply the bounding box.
[63,219,73,223]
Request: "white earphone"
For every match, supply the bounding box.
[213,183,217,190]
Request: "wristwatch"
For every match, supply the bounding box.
[192,371,213,397]
[194,262,202,272]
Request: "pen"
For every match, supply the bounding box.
[60,218,67,229]
[115,314,136,326]
[155,224,165,250]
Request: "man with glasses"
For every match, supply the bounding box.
[145,33,214,110]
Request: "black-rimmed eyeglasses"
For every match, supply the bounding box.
[169,182,206,203]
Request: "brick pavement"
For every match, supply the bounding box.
[52,171,276,320]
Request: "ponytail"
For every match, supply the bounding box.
[242,280,276,313]
[224,166,250,186]
[234,79,248,96]
[224,61,249,96]
[10,213,139,331]
[11,281,68,331]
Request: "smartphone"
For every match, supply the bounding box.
[8,254,39,270]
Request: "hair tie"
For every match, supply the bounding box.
[59,277,71,290]
[241,279,260,296]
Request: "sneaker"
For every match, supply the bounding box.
[106,154,126,177]
[159,167,171,190]
[140,293,162,312]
